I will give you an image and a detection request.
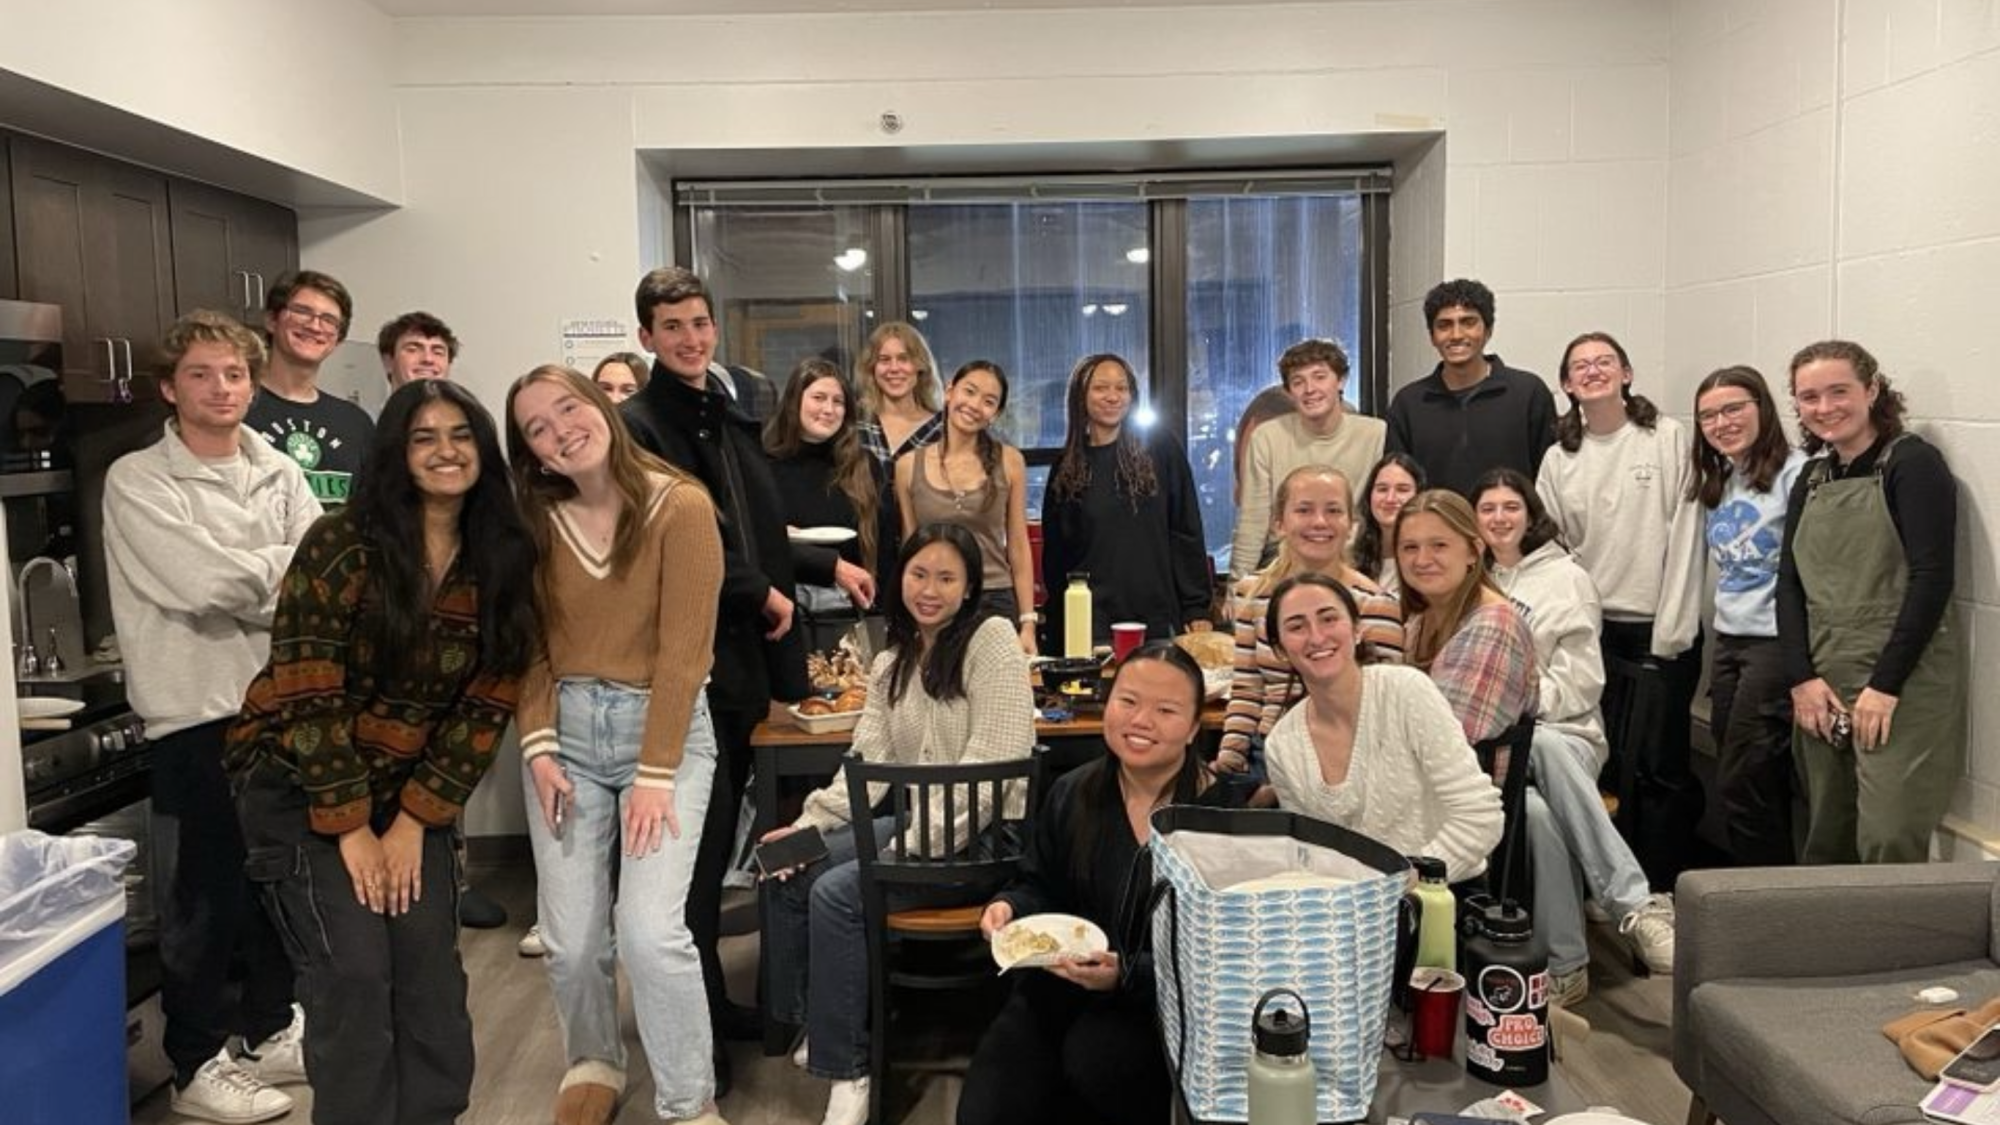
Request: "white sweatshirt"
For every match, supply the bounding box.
[1491,541,1609,770]
[1535,416,1703,657]
[103,423,323,737]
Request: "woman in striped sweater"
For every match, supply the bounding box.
[505,365,728,1125]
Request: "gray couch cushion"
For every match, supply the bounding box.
[1689,960,2000,1125]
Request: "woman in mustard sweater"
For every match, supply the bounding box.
[505,365,728,1125]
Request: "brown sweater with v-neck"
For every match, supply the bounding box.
[516,476,723,786]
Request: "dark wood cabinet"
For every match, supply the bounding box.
[0,142,15,300]
[168,178,298,325]
[10,138,174,401]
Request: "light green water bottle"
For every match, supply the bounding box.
[1248,988,1316,1125]
[1411,855,1457,973]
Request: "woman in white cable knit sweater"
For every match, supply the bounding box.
[1262,573,1503,882]
[760,522,1035,1125]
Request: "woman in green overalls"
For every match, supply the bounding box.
[1776,340,1964,864]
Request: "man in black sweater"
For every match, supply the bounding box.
[1384,278,1558,497]
[622,266,808,1090]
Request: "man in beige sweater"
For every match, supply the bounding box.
[1229,338,1386,575]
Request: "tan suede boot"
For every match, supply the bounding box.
[553,1060,624,1125]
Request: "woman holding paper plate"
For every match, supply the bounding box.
[766,358,901,635]
[961,641,1245,1125]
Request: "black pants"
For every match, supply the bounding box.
[691,704,757,1021]
[237,764,473,1125]
[1600,619,1705,890]
[958,973,1170,1125]
[151,720,295,1081]
[1709,633,1799,866]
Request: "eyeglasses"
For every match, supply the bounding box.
[283,304,345,333]
[1567,354,1623,376]
[1696,399,1757,427]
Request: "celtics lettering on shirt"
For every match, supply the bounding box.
[246,390,375,506]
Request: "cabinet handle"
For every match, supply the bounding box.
[235,269,253,309]
[115,338,135,403]
[100,338,117,381]
[251,272,266,309]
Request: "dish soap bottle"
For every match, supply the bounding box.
[1248,988,1316,1125]
[1063,572,1093,658]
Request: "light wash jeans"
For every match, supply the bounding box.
[526,679,718,1120]
[1525,726,1654,974]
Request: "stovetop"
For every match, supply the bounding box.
[21,669,151,832]
[19,672,134,744]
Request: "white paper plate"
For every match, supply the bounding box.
[1203,666,1230,701]
[17,697,84,720]
[1546,1113,1656,1125]
[790,526,858,546]
[991,913,1109,972]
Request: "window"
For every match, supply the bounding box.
[678,171,1387,568]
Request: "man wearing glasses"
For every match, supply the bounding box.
[1384,277,1558,497]
[247,270,375,506]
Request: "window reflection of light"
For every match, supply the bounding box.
[834,248,869,272]
[1081,304,1099,317]
[1103,303,1129,316]
[1126,247,1151,264]
[1135,405,1157,428]
[911,309,929,321]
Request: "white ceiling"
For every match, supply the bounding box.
[372,0,1334,15]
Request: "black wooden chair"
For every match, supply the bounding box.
[844,747,1045,1125]
[1473,715,1537,910]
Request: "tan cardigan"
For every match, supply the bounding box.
[516,477,723,787]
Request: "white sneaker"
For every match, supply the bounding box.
[820,1077,870,1125]
[792,1037,809,1068]
[518,923,547,958]
[237,1004,307,1086]
[1619,891,1676,975]
[171,1048,294,1123]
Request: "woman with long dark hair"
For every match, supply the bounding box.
[506,365,728,1125]
[1779,340,1963,864]
[855,321,944,465]
[895,360,1038,654]
[1352,453,1426,595]
[227,379,539,1125]
[1262,573,1502,883]
[760,522,1036,1125]
[1473,469,1673,1001]
[960,642,1241,1125]
[766,357,898,625]
[1687,366,1807,866]
[1536,331,1704,887]
[1040,353,1209,648]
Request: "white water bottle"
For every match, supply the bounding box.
[1248,988,1316,1125]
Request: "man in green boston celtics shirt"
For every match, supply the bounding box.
[246,270,375,506]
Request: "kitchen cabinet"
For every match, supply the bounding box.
[9,138,174,402]
[0,142,15,300]
[168,179,298,325]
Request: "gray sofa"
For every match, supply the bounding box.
[1675,862,2000,1125]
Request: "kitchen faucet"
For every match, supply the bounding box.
[16,555,78,679]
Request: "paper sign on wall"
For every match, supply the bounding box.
[560,318,635,375]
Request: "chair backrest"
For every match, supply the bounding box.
[844,746,1045,890]
[1472,716,1536,906]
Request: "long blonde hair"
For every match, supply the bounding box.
[1252,464,1354,597]
[1396,489,1500,670]
[855,321,941,418]
[504,365,707,599]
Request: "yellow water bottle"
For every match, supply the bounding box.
[1063,572,1094,658]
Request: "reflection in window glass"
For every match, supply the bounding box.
[688,206,881,385]
[1185,195,1366,569]
[909,203,1149,457]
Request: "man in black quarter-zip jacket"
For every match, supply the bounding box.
[622,266,808,1093]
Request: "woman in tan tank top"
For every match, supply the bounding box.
[894,360,1038,655]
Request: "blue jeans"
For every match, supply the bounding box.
[1526,726,1654,974]
[526,680,719,1119]
[766,817,971,1080]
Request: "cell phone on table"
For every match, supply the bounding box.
[1942,1025,2000,1092]
[753,827,830,878]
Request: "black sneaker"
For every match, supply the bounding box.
[458,886,507,929]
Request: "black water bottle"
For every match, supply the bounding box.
[1460,896,1548,1087]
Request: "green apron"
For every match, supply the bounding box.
[1791,434,1965,864]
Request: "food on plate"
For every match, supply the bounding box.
[1175,625,1232,671]
[798,698,834,716]
[996,926,1062,962]
[806,648,868,693]
[831,687,868,713]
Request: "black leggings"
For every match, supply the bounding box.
[958,973,1170,1125]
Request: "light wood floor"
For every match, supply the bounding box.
[134,861,1695,1124]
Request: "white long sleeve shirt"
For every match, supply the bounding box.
[1491,541,1609,770]
[103,423,323,737]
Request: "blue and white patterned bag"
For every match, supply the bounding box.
[1147,806,1411,1123]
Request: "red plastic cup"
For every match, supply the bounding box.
[1111,622,1146,661]
[1410,967,1464,1060]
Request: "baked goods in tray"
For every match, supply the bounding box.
[1175,624,1233,671]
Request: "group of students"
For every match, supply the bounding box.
[104,257,1962,1125]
